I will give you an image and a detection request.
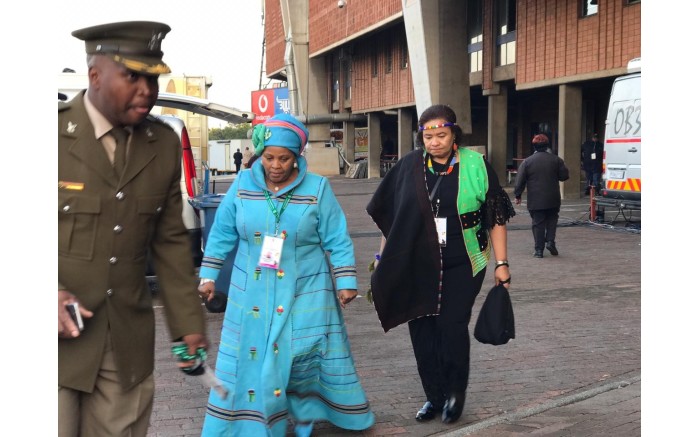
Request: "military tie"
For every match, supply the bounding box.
[111,127,129,177]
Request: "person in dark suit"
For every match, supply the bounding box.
[233,148,243,173]
[58,21,207,437]
[581,132,604,195]
[513,134,570,258]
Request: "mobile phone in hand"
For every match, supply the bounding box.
[66,302,84,331]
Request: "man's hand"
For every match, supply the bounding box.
[515,197,522,206]
[58,289,93,339]
[177,333,208,370]
[337,289,358,309]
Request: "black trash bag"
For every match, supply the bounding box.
[474,284,515,346]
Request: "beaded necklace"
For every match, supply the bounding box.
[426,149,457,176]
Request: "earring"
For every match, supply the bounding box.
[293,161,298,168]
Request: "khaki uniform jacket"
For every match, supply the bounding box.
[58,91,205,392]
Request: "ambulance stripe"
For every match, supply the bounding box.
[606,178,641,192]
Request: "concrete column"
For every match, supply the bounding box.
[402,0,471,132]
[558,84,583,199]
[368,113,382,178]
[398,108,414,158]
[487,89,508,187]
[343,121,356,164]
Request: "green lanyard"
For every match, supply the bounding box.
[264,189,294,235]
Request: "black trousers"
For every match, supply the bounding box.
[408,257,485,408]
[529,207,560,251]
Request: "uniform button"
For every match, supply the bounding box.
[113,225,123,233]
[62,205,71,212]
[106,289,113,296]
[156,206,163,213]
[116,191,125,200]
[109,257,118,264]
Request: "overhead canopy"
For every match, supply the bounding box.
[155,92,253,124]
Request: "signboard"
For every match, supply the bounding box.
[355,127,368,160]
[251,87,290,125]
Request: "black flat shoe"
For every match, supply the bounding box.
[442,393,465,424]
[546,242,558,256]
[533,249,544,258]
[415,401,438,422]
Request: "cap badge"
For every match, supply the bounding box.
[148,32,164,50]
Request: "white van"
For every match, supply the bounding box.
[598,58,641,210]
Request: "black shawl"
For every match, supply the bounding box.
[366,150,442,332]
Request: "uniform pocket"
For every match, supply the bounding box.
[137,195,165,232]
[58,192,101,260]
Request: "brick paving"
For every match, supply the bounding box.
[148,176,641,436]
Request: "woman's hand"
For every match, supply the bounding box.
[495,266,511,289]
[337,289,358,308]
[198,281,216,302]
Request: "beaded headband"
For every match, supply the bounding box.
[419,122,455,131]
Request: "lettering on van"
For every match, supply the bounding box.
[612,100,641,137]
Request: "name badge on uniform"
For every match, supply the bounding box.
[259,234,284,269]
[591,152,596,160]
[435,217,447,247]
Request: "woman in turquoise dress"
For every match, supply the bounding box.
[197,113,374,436]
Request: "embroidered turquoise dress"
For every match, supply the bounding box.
[199,158,374,436]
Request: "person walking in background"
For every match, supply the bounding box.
[514,134,570,258]
[581,132,604,195]
[233,147,243,173]
[242,145,253,169]
[197,113,374,436]
[367,104,515,425]
[58,21,207,437]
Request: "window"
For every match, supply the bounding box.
[343,58,352,100]
[371,46,378,77]
[385,38,393,74]
[331,54,340,105]
[581,0,598,17]
[400,41,408,70]
[467,0,483,73]
[496,0,516,66]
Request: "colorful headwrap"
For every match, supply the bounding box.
[251,113,309,156]
[419,122,455,131]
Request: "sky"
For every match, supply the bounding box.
[55,0,267,128]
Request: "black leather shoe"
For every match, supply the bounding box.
[533,249,544,258]
[546,242,558,256]
[415,401,438,422]
[442,392,465,424]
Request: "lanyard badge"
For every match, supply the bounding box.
[258,190,294,269]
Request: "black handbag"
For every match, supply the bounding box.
[474,284,515,345]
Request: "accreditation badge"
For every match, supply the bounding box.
[259,234,284,269]
[435,217,447,247]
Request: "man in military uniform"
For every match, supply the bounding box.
[58,21,207,437]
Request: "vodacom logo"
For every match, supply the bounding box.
[257,94,269,113]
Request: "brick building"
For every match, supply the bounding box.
[263,0,641,197]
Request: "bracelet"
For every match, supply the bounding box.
[494,261,509,271]
[374,253,381,261]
